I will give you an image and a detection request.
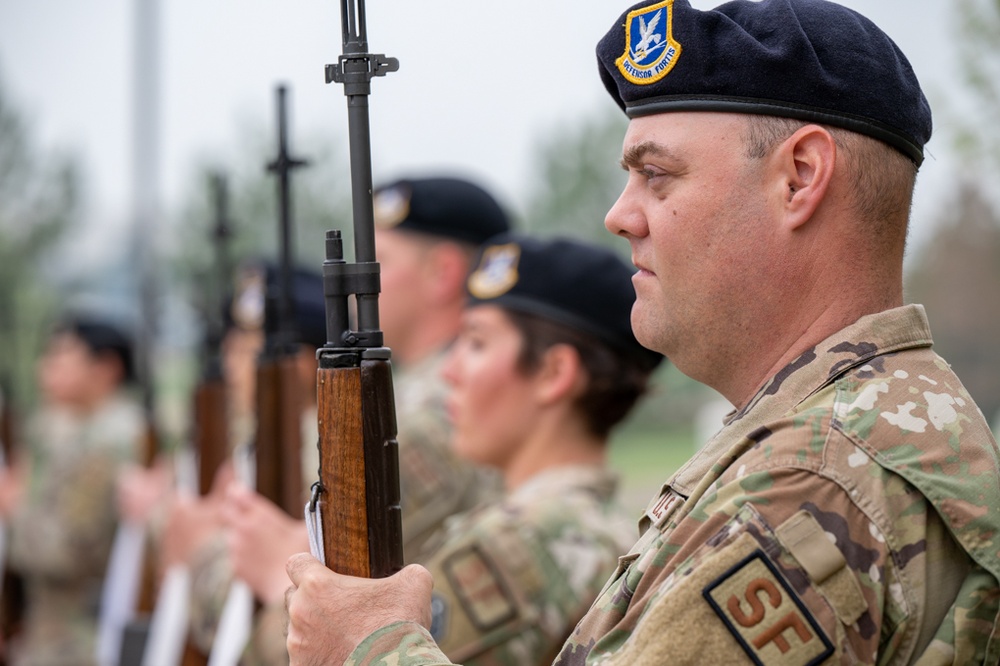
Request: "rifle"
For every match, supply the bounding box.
[139,173,236,666]
[308,0,402,579]
[206,87,310,666]
[192,172,234,497]
[254,84,310,517]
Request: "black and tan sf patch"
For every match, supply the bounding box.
[702,549,834,665]
[441,545,517,632]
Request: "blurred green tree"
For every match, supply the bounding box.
[167,121,353,342]
[0,72,79,412]
[906,181,1000,426]
[522,108,629,254]
[951,0,1000,175]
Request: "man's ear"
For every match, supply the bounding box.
[533,343,586,406]
[775,125,837,230]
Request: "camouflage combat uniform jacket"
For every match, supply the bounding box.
[346,305,1000,665]
[420,465,635,666]
[8,394,144,666]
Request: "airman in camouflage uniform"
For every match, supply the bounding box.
[2,317,144,666]
[282,1,1000,664]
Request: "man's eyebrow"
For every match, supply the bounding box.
[619,141,677,170]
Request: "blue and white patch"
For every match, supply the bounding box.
[467,243,520,300]
[429,592,449,642]
[373,183,411,228]
[616,0,682,85]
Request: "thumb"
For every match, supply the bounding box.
[286,552,324,586]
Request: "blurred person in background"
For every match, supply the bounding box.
[0,315,144,666]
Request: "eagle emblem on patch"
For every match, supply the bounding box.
[467,243,520,300]
[373,183,411,228]
[616,0,682,85]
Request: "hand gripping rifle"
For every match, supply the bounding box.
[308,0,402,579]
[255,85,309,517]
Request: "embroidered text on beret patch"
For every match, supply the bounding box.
[616,0,681,85]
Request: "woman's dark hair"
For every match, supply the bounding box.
[505,309,656,439]
[53,316,136,384]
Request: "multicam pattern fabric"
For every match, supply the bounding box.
[344,305,1000,665]
[7,394,145,666]
[416,466,635,666]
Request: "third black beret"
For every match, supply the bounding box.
[597,0,932,164]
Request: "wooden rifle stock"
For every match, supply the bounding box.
[316,354,401,577]
[253,357,303,515]
[192,379,228,497]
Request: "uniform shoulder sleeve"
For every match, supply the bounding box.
[590,464,902,665]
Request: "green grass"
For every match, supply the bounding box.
[607,426,697,516]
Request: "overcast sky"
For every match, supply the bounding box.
[0,0,965,261]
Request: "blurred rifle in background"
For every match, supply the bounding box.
[207,84,309,666]
[140,172,235,666]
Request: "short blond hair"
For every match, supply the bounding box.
[741,115,917,244]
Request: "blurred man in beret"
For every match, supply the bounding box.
[283,1,1000,664]
[0,315,145,666]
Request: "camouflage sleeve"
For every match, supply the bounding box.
[243,599,289,666]
[587,466,894,665]
[346,622,455,666]
[9,445,129,579]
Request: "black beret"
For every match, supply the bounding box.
[597,0,932,164]
[466,233,663,371]
[228,259,327,349]
[373,176,511,244]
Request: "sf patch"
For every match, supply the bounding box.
[702,549,833,665]
[615,0,681,85]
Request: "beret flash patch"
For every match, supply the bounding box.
[231,265,266,330]
[373,183,411,229]
[467,243,520,300]
[702,549,833,665]
[616,0,681,85]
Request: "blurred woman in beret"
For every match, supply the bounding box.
[407,233,663,666]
